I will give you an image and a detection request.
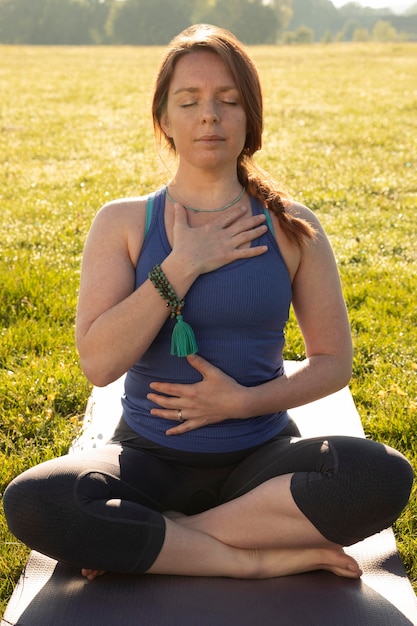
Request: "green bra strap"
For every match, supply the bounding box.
[145,193,155,237]
[146,194,274,239]
[263,208,275,237]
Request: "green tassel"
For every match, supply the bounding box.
[170,314,198,357]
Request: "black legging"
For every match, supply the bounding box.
[3,418,413,574]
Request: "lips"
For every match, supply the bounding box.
[197,135,225,142]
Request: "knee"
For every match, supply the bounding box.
[3,471,39,543]
[352,442,414,538]
[3,468,51,543]
[3,459,72,546]
[383,446,414,513]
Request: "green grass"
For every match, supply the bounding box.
[1,42,416,613]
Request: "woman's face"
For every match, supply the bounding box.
[161,50,247,173]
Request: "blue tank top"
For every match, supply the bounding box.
[122,187,292,452]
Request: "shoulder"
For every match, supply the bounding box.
[267,198,327,282]
[86,195,149,266]
[283,201,340,294]
[283,199,324,233]
[94,195,147,223]
[282,199,331,258]
[90,195,149,240]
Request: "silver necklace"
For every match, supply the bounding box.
[165,186,245,213]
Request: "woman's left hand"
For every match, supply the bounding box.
[147,354,246,435]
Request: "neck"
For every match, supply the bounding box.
[168,174,243,213]
[166,185,245,214]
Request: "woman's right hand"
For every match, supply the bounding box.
[170,202,269,276]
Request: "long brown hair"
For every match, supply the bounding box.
[152,24,315,247]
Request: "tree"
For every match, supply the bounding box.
[0,0,111,44]
[79,0,113,44]
[340,18,361,41]
[0,0,47,44]
[294,24,314,43]
[200,0,279,44]
[269,0,293,33]
[108,0,192,45]
[286,0,338,41]
[372,20,397,42]
[284,24,314,44]
[353,27,369,42]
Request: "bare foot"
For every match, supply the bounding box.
[321,548,362,578]
[81,568,106,581]
[250,546,362,579]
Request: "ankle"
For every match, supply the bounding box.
[238,548,264,579]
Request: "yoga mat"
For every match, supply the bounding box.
[3,363,416,625]
[2,531,416,626]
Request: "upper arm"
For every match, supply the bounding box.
[75,198,146,344]
[289,204,352,364]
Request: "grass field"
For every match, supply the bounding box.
[1,42,416,613]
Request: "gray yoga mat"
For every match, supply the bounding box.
[2,529,417,626]
[3,364,416,625]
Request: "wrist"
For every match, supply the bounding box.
[160,254,199,298]
[237,382,277,419]
[148,263,198,358]
[230,384,256,420]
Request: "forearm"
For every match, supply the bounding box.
[77,254,198,386]
[241,354,352,418]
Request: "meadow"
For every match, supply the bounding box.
[1,42,416,612]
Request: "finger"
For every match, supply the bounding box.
[166,420,198,436]
[231,212,267,232]
[186,353,216,377]
[173,202,190,226]
[227,215,267,240]
[149,406,190,420]
[147,393,181,409]
[232,223,268,247]
[230,244,268,259]
[148,381,181,396]
[218,207,266,232]
[216,205,248,228]
[166,424,188,436]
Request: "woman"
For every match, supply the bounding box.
[4,24,413,581]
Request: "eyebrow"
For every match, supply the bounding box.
[172,86,238,96]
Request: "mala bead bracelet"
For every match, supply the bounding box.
[148,264,184,319]
[148,264,198,357]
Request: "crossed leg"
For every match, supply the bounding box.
[82,473,361,580]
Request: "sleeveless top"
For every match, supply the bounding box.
[122,187,292,453]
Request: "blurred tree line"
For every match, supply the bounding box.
[0,0,416,45]
[0,0,291,45]
[286,0,417,43]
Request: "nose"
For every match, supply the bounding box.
[202,101,219,124]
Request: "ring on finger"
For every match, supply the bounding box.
[177,409,184,423]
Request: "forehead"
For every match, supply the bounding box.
[170,50,237,91]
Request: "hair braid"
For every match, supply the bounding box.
[237,158,316,248]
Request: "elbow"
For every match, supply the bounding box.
[339,360,352,389]
[332,352,353,391]
[329,334,353,391]
[79,356,122,388]
[306,351,352,395]
[77,333,125,387]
